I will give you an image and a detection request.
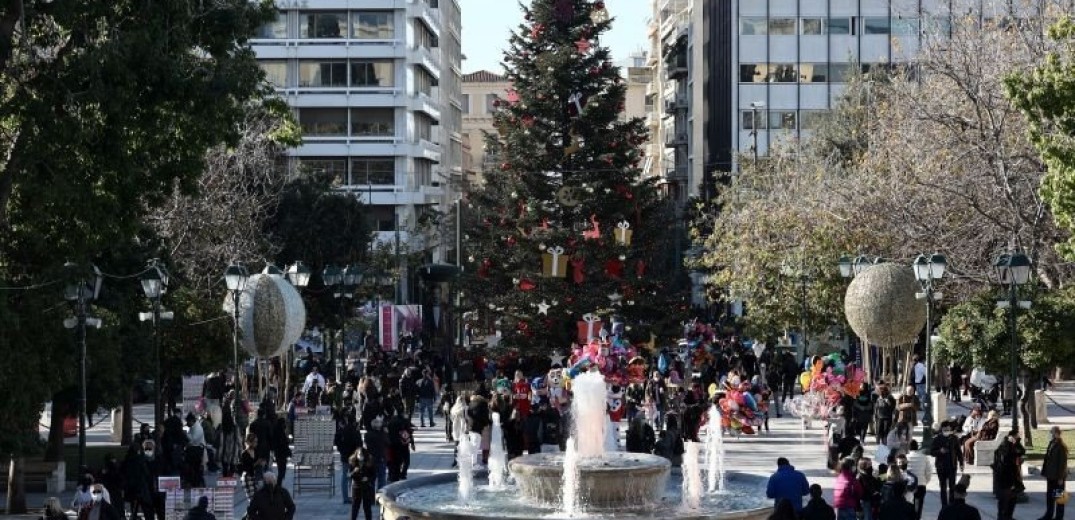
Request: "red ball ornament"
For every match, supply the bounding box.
[522,115,536,127]
[501,162,511,171]
[570,257,586,285]
[518,278,537,291]
[604,259,624,279]
[636,259,646,278]
[506,236,517,246]
[595,1,605,9]
[530,23,545,39]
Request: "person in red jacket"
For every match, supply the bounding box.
[512,370,531,419]
[832,457,863,520]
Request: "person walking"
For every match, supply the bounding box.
[246,472,295,520]
[349,448,377,520]
[363,416,389,489]
[994,430,1026,520]
[911,355,927,414]
[874,384,896,445]
[270,417,291,484]
[768,499,799,520]
[76,484,122,520]
[417,370,437,428]
[877,481,915,520]
[335,415,363,503]
[218,399,242,477]
[833,458,863,520]
[765,457,810,515]
[930,421,962,507]
[240,433,267,500]
[936,482,981,520]
[855,458,881,520]
[1040,426,1069,520]
[801,483,836,520]
[386,410,416,482]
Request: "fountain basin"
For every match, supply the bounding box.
[510,451,669,509]
[377,469,773,520]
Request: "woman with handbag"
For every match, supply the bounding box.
[1041,426,1069,520]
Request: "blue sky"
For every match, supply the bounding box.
[458,0,650,74]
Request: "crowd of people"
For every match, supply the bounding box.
[40,322,1072,520]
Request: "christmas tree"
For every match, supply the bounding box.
[461,0,685,354]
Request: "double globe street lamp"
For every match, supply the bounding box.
[993,251,1033,434]
[62,262,103,474]
[224,263,249,394]
[323,264,363,378]
[138,260,174,429]
[912,253,946,447]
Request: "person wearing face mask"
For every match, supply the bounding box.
[994,430,1026,520]
[895,453,925,519]
[1040,426,1069,520]
[930,420,963,507]
[873,384,896,446]
[76,484,121,520]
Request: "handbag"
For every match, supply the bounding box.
[1056,489,1070,505]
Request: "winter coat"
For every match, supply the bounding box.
[936,499,982,520]
[832,470,863,510]
[930,433,962,475]
[246,484,295,520]
[766,464,810,512]
[874,394,896,421]
[877,496,915,520]
[1041,438,1069,481]
[800,497,836,520]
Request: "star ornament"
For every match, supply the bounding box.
[575,37,591,53]
[537,300,551,315]
[608,292,623,305]
[549,353,566,366]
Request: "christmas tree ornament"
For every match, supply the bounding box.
[604,258,624,278]
[564,130,582,155]
[522,115,536,127]
[518,278,537,291]
[557,186,580,206]
[635,259,646,278]
[567,92,587,117]
[537,300,551,315]
[531,23,545,39]
[506,235,517,246]
[570,257,586,284]
[590,1,610,24]
[538,243,547,251]
[578,313,603,344]
[575,37,591,53]
[608,292,623,306]
[581,214,601,240]
[541,246,568,277]
[614,221,633,245]
[506,88,520,104]
[478,259,492,279]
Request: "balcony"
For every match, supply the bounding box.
[664,95,687,115]
[665,132,688,148]
[665,57,688,80]
[665,165,688,182]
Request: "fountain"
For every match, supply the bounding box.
[378,370,772,520]
[488,412,507,489]
[705,404,725,493]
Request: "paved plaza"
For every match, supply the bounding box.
[4,384,1075,519]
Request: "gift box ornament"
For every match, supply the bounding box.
[541,246,568,277]
[577,313,603,344]
[614,221,633,246]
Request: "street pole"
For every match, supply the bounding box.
[77,292,87,474]
[751,106,759,168]
[153,295,162,427]
[1009,280,1019,434]
[923,287,934,447]
[232,290,241,397]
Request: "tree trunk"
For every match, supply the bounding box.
[6,457,26,514]
[44,398,69,462]
[1023,372,1034,448]
[121,387,134,446]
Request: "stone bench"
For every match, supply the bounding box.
[974,436,1003,467]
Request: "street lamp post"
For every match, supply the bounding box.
[913,253,946,447]
[323,264,361,380]
[224,263,249,395]
[139,260,173,428]
[63,262,102,474]
[993,251,1033,435]
[750,101,765,167]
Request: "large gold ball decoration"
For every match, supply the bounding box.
[843,263,926,348]
[231,274,307,358]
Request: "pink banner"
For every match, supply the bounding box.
[380,304,395,351]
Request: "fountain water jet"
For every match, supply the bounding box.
[488,412,507,489]
[705,404,725,493]
[561,437,580,515]
[682,441,702,509]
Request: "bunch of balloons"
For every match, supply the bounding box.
[717,381,768,435]
[786,353,866,422]
[565,338,639,385]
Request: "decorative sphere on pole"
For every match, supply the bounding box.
[843,262,926,348]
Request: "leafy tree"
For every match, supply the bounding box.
[460,0,683,353]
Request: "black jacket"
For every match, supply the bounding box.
[183,505,218,520]
[246,484,295,520]
[930,433,962,474]
[800,497,835,520]
[937,499,981,520]
[876,497,915,520]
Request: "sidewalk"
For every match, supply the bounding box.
[6,387,1075,519]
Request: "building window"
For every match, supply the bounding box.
[461,94,470,114]
[300,12,347,38]
[829,17,852,35]
[353,12,394,39]
[299,61,348,87]
[256,11,287,39]
[768,18,797,35]
[891,17,920,36]
[350,108,395,137]
[352,158,395,185]
[739,17,768,35]
[413,19,438,49]
[485,93,499,114]
[801,18,825,35]
[924,15,952,35]
[862,17,891,35]
[799,63,827,83]
[260,61,287,88]
[414,67,436,96]
[351,60,395,87]
[766,64,798,83]
[741,110,767,130]
[298,108,348,136]
[739,64,765,83]
[297,157,347,185]
[414,114,434,142]
[414,159,433,187]
[829,63,854,82]
[799,110,830,130]
[769,111,796,130]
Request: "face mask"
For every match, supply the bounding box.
[91,492,102,502]
[898,464,908,470]
[144,451,154,458]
